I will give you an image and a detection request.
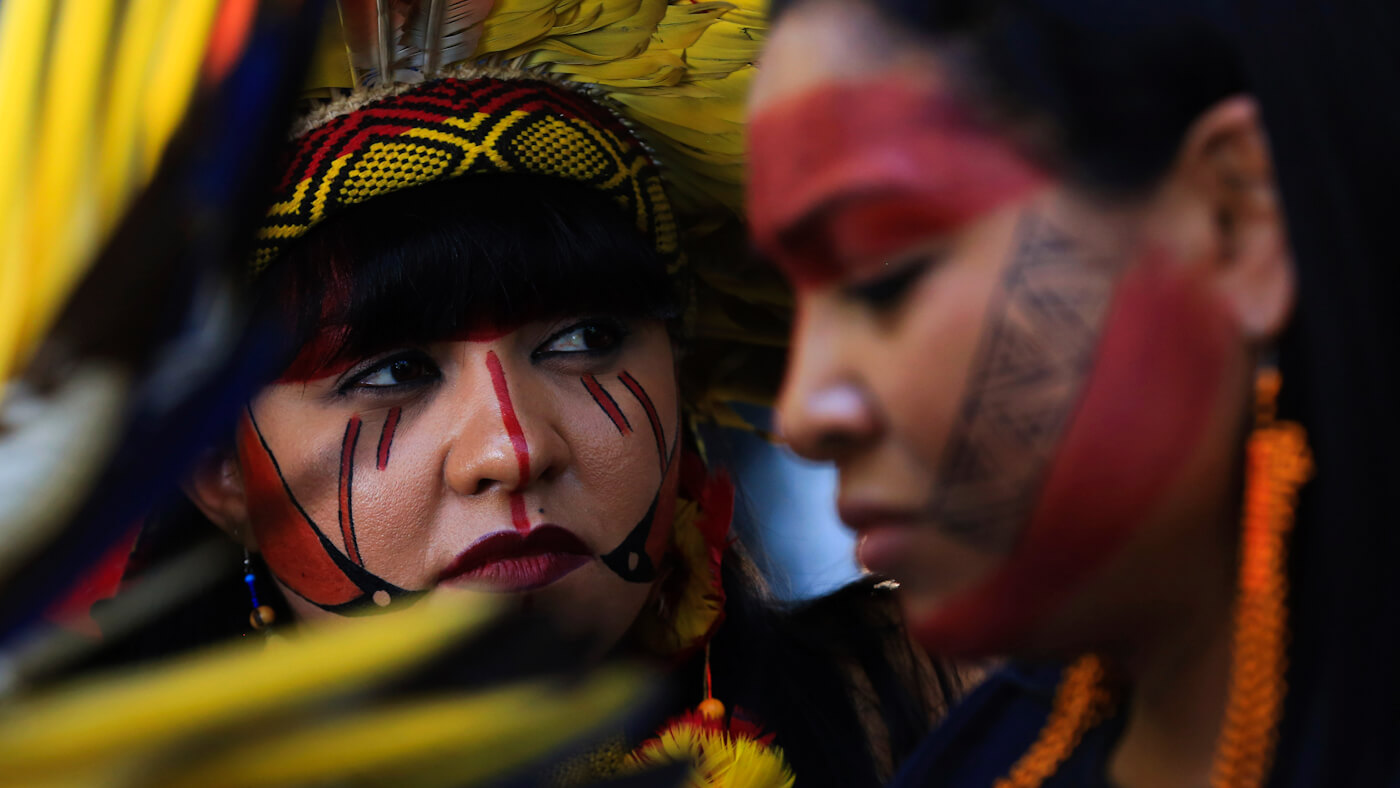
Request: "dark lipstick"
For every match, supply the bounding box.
[437,525,591,592]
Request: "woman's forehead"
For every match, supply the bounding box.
[751,0,948,110]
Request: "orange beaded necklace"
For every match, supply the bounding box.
[994,369,1313,788]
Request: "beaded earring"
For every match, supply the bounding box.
[243,550,276,631]
[994,367,1313,788]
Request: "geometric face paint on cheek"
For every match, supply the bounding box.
[910,250,1237,655]
[923,209,1117,553]
[599,370,678,584]
[238,407,423,615]
[484,350,533,534]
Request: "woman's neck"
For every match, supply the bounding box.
[1107,529,1237,788]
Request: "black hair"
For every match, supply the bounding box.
[709,557,961,786]
[774,0,1400,782]
[261,172,680,376]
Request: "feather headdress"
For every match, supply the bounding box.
[304,0,763,215]
[259,0,785,436]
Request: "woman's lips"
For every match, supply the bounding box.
[839,501,929,576]
[437,525,591,592]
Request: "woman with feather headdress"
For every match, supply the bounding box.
[90,1,962,785]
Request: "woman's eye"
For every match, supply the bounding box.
[352,355,437,389]
[537,320,626,357]
[843,255,938,311]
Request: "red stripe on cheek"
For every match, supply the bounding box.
[339,415,364,566]
[913,260,1237,655]
[619,371,666,475]
[582,374,632,435]
[376,407,400,470]
[486,351,532,533]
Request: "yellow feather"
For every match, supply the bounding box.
[651,2,732,51]
[0,0,51,380]
[140,0,222,170]
[23,0,119,363]
[0,595,498,777]
[152,670,645,788]
[97,0,177,236]
[628,722,796,788]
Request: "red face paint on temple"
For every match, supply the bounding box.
[748,79,1044,289]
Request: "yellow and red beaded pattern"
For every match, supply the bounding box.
[252,77,679,275]
[996,369,1312,788]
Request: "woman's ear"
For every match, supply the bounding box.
[183,449,255,549]
[1163,95,1296,343]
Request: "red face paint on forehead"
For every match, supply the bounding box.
[748,79,1044,288]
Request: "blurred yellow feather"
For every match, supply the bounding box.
[97,0,177,236]
[140,0,223,169]
[0,594,497,774]
[0,0,51,381]
[155,670,644,788]
[23,0,119,365]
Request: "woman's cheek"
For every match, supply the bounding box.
[910,255,1239,655]
[564,353,681,586]
[889,260,1006,474]
[237,414,367,609]
[348,459,437,586]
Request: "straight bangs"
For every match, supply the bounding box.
[261,173,678,377]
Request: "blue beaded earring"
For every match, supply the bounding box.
[244,550,276,631]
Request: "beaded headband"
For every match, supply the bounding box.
[253,69,677,275]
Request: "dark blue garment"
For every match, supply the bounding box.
[889,663,1127,788]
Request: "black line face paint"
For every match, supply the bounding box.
[339,415,364,566]
[601,495,663,582]
[242,406,424,614]
[599,370,679,583]
[925,210,1116,552]
[618,371,667,475]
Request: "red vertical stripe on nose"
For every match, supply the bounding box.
[486,351,532,533]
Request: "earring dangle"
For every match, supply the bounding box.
[244,550,276,631]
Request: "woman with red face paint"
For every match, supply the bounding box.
[88,3,964,785]
[750,0,1400,785]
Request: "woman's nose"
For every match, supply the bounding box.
[776,304,881,462]
[443,350,568,497]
